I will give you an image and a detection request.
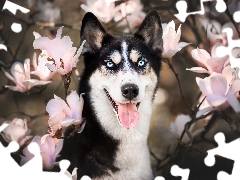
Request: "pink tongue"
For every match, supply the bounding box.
[118,103,139,129]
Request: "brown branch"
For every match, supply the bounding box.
[165,58,194,112]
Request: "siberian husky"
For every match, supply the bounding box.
[59,10,163,180]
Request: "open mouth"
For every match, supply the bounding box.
[104,89,140,129]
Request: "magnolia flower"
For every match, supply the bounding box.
[114,0,144,21]
[196,72,240,112]
[33,27,85,75]
[31,53,56,81]
[162,20,190,58]
[170,114,204,143]
[1,59,51,92]
[187,43,229,74]
[46,91,84,136]
[1,118,32,146]
[65,167,78,180]
[34,0,61,24]
[196,94,213,121]
[170,114,194,143]
[20,136,63,170]
[81,0,119,23]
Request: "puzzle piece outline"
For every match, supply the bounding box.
[204,132,240,180]
[174,0,227,22]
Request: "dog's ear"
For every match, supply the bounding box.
[80,12,108,54]
[134,10,163,53]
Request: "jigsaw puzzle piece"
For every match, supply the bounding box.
[0,122,9,132]
[171,165,190,180]
[174,0,227,22]
[205,132,240,180]
[162,142,233,180]
[154,176,165,180]
[233,11,240,23]
[2,0,29,15]
[21,142,43,172]
[215,28,240,68]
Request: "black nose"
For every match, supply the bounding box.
[121,84,139,100]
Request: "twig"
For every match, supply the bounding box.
[165,58,193,112]
[179,110,215,145]
[13,25,31,61]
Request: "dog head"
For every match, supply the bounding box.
[80,10,163,130]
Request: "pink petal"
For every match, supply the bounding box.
[196,107,214,118]
[196,77,211,95]
[48,112,65,134]
[206,95,227,107]
[33,31,41,39]
[46,95,64,116]
[46,63,57,72]
[32,80,52,86]
[24,59,31,80]
[5,85,24,92]
[11,62,25,86]
[47,36,73,65]
[162,49,179,58]
[66,91,79,114]
[206,57,228,74]
[192,49,206,64]
[41,152,54,170]
[222,66,234,87]
[170,114,191,137]
[40,136,55,158]
[54,139,63,159]
[227,93,240,112]
[228,79,240,94]
[75,93,84,120]
[20,146,34,166]
[60,117,75,127]
[171,24,181,49]
[210,73,227,95]
[32,53,38,70]
[186,67,209,74]
[56,26,63,39]
[19,135,32,146]
[1,67,15,82]
[33,37,51,50]
[175,42,190,51]
[72,168,78,180]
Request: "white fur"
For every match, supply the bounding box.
[88,42,158,179]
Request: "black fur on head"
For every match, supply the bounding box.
[80,10,163,55]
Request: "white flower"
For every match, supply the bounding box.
[170,114,193,143]
[2,59,51,92]
[20,136,63,170]
[1,118,32,146]
[114,0,144,21]
[162,20,190,58]
[65,167,78,180]
[187,43,229,74]
[46,91,84,136]
[33,27,85,75]
[196,72,240,112]
[81,0,119,23]
[31,53,56,81]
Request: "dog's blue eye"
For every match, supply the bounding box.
[106,61,114,68]
[137,59,145,67]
